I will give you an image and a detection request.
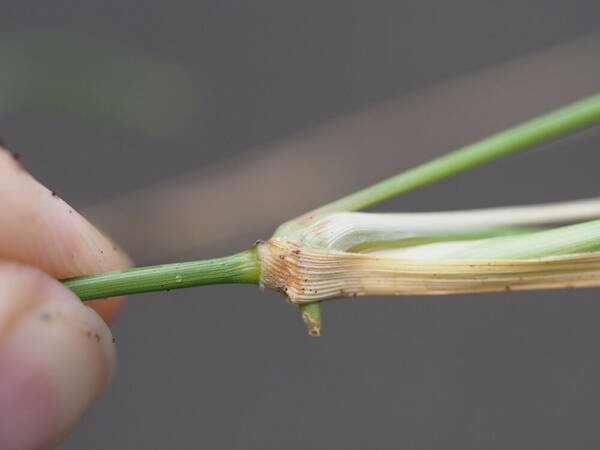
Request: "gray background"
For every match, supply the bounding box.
[2,1,600,449]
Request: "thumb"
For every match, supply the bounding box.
[0,261,115,450]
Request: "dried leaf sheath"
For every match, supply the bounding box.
[259,238,600,304]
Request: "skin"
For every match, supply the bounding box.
[0,146,130,449]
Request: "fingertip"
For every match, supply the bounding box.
[0,147,131,324]
[0,262,116,449]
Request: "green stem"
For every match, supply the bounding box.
[292,92,600,224]
[63,248,260,301]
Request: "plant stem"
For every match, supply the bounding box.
[63,248,260,301]
[290,92,600,224]
[59,93,600,337]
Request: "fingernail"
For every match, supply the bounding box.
[0,263,116,449]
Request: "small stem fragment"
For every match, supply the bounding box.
[300,302,323,337]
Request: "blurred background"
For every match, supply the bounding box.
[2,1,600,449]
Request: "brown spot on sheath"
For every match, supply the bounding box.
[505,286,511,291]
[40,312,52,321]
[94,333,101,343]
[50,190,58,197]
[87,331,92,338]
[261,238,319,304]
[112,337,116,343]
